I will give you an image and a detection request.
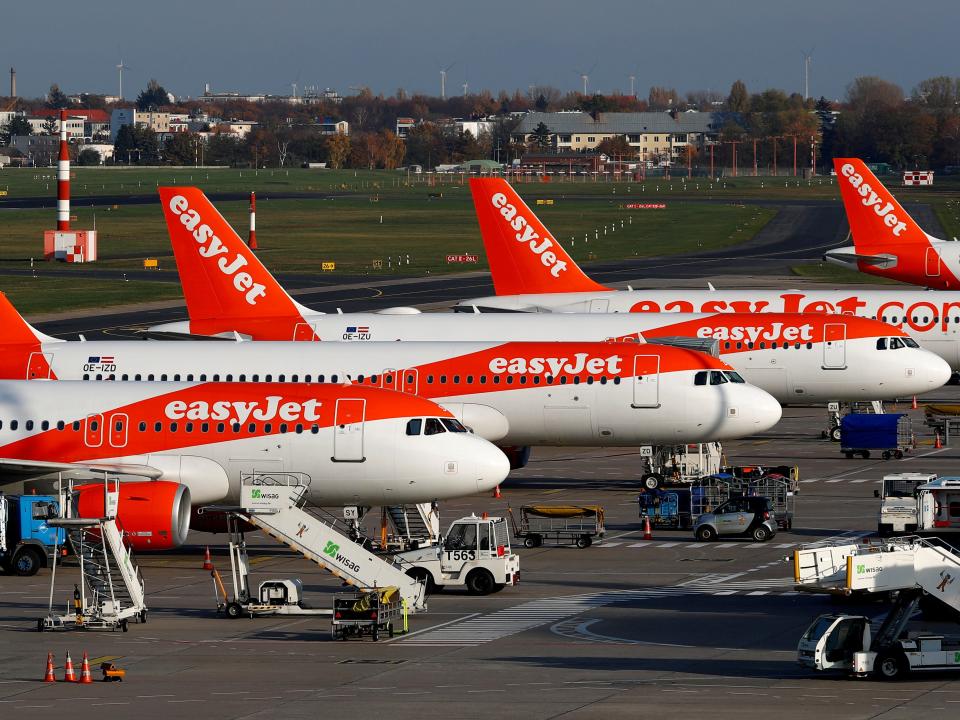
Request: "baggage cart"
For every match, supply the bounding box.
[840,414,913,460]
[509,505,604,548]
[331,587,404,641]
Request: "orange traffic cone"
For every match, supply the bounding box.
[78,652,93,684]
[935,431,943,449]
[202,547,213,571]
[493,485,501,499]
[63,651,77,682]
[912,396,918,410]
[643,515,653,540]
[43,652,56,683]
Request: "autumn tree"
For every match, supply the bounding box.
[45,84,69,109]
[727,80,750,113]
[136,79,171,110]
[528,121,552,150]
[326,133,351,169]
[647,86,677,111]
[596,135,632,157]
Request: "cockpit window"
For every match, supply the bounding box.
[904,337,920,348]
[725,371,746,383]
[424,418,446,435]
[405,418,422,436]
[890,337,905,350]
[441,418,468,432]
[876,338,888,350]
[709,371,728,385]
[694,371,708,386]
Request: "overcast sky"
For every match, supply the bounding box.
[5,0,957,102]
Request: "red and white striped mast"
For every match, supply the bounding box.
[248,191,257,249]
[57,109,70,231]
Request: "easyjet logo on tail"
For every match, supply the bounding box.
[164,396,322,424]
[839,163,908,238]
[167,195,267,305]
[489,353,622,375]
[490,192,568,278]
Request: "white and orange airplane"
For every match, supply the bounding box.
[1,294,782,450]
[0,380,509,550]
[145,187,949,401]
[455,177,960,373]
[825,158,959,288]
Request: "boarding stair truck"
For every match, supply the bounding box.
[383,503,441,551]
[0,493,65,576]
[876,473,935,537]
[795,536,960,679]
[41,475,148,632]
[393,514,520,595]
[226,472,429,612]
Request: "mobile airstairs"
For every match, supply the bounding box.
[41,475,147,632]
[794,536,960,678]
[209,473,427,613]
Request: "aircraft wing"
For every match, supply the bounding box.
[643,336,720,357]
[0,458,163,482]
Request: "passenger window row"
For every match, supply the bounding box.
[0,419,322,435]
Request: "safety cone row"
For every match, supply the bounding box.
[202,546,213,571]
[642,515,653,540]
[42,651,93,683]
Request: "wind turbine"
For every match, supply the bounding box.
[575,62,597,95]
[116,59,130,100]
[462,65,469,98]
[439,61,456,100]
[801,48,814,100]
[629,74,636,98]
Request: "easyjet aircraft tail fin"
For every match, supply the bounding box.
[158,187,319,337]
[0,293,63,345]
[470,178,610,295]
[834,158,942,252]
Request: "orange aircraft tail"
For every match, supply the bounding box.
[158,187,319,340]
[834,158,936,252]
[0,292,61,379]
[469,178,609,295]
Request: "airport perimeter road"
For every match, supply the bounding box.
[2,396,959,719]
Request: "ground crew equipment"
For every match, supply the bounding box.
[395,514,520,595]
[508,505,605,548]
[331,586,404,641]
[795,536,960,679]
[100,662,125,682]
[0,493,65,576]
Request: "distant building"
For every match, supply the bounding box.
[26,114,84,137]
[316,118,348,135]
[30,109,110,139]
[110,109,171,141]
[214,120,257,139]
[454,119,495,138]
[396,117,416,139]
[9,134,59,165]
[513,111,736,165]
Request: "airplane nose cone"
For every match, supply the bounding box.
[474,442,510,494]
[920,352,952,390]
[739,385,783,434]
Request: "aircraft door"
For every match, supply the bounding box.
[401,368,419,395]
[292,322,321,341]
[822,324,847,369]
[589,298,610,313]
[108,413,129,448]
[26,352,54,380]
[925,247,942,277]
[333,398,366,462]
[632,355,661,408]
[84,414,104,448]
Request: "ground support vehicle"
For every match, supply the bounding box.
[638,442,722,490]
[721,464,801,493]
[209,514,331,619]
[826,401,886,442]
[638,476,793,532]
[840,413,913,459]
[508,505,604,548]
[395,514,520,595]
[40,475,147,632]
[0,493,64,576]
[331,587,404,641]
[693,495,778,542]
[206,472,428,612]
[917,477,960,535]
[875,473,935,537]
[795,536,960,679]
[924,404,960,443]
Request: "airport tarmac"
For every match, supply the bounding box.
[2,393,959,719]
